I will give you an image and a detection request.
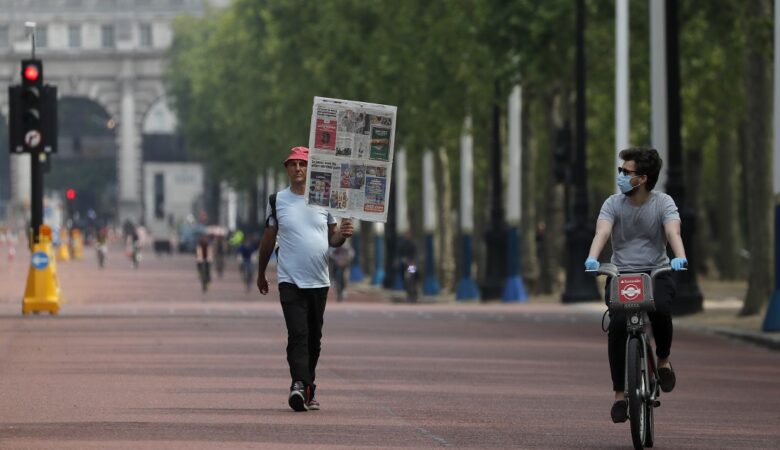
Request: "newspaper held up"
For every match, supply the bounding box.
[306,97,397,222]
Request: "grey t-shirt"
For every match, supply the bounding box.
[266,187,336,288]
[598,191,680,271]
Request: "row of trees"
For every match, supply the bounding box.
[166,0,774,314]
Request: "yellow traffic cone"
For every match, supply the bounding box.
[71,229,83,260]
[57,229,70,261]
[23,225,62,315]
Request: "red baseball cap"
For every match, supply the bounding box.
[284,146,309,165]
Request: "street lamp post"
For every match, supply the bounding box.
[481,85,508,300]
[763,0,780,331]
[422,150,441,296]
[456,117,480,301]
[372,222,385,285]
[382,184,399,290]
[562,0,600,303]
[503,85,527,302]
[664,0,703,315]
[349,220,364,282]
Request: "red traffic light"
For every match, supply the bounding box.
[23,64,39,82]
[66,189,76,200]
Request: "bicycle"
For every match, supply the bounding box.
[589,263,681,450]
[128,241,140,269]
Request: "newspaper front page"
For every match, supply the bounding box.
[305,97,397,222]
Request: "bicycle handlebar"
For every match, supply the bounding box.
[586,263,685,280]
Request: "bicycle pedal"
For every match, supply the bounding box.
[654,400,661,407]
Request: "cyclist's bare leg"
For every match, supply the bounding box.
[614,391,626,401]
[658,357,671,369]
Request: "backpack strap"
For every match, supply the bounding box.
[266,192,280,259]
[266,193,278,227]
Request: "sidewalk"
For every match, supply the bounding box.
[676,278,780,350]
[349,276,780,351]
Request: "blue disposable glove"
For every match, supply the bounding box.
[584,256,600,271]
[671,257,688,271]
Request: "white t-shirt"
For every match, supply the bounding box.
[266,187,336,288]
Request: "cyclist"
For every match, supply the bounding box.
[127,226,140,269]
[583,147,688,424]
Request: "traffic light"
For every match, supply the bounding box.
[21,59,43,151]
[7,59,57,154]
[66,189,76,201]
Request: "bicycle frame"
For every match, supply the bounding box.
[623,312,659,405]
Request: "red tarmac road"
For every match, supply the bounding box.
[0,245,778,449]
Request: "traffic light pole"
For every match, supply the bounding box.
[9,23,63,315]
[30,151,44,244]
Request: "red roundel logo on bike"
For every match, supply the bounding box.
[618,275,644,303]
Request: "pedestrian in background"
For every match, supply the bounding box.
[328,243,354,301]
[196,234,212,292]
[256,146,354,412]
[238,236,258,293]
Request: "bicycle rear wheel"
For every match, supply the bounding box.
[627,337,646,449]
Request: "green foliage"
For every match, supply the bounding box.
[166,0,766,254]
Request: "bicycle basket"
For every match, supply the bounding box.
[609,273,655,312]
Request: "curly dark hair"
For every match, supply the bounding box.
[618,147,663,190]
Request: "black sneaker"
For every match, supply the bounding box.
[306,384,320,411]
[611,400,628,423]
[288,381,308,412]
[659,364,676,392]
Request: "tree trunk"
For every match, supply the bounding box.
[204,170,221,226]
[739,0,773,316]
[521,90,540,293]
[539,91,566,294]
[685,144,715,276]
[437,146,456,293]
[715,129,740,279]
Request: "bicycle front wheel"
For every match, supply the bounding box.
[645,400,655,447]
[627,337,646,450]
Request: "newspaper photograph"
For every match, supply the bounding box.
[306,97,397,222]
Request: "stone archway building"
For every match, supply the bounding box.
[0,0,218,222]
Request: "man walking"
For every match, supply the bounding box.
[257,146,354,412]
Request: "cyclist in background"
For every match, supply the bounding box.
[583,147,688,423]
[127,226,140,269]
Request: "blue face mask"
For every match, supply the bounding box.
[617,173,637,194]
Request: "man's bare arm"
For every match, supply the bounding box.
[328,219,353,247]
[256,226,278,295]
[664,220,687,259]
[587,219,614,260]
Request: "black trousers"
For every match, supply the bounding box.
[279,282,329,387]
[605,274,676,391]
